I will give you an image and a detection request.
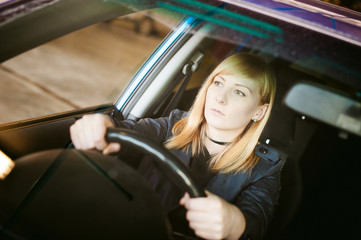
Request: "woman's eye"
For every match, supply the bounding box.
[214,81,223,87]
[234,89,245,96]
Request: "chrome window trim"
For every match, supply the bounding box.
[114,16,195,112]
[128,23,213,119]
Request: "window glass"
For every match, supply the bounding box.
[0,9,175,125]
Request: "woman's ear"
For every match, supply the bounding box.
[253,104,269,122]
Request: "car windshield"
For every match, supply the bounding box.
[1,0,360,126]
[0,1,360,239]
[130,0,361,91]
[0,8,181,125]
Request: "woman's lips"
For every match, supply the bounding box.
[210,108,225,116]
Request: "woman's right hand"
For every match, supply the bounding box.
[70,113,121,155]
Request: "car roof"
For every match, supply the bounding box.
[222,0,361,46]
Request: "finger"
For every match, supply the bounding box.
[69,124,80,148]
[189,221,222,235]
[185,197,222,212]
[70,119,94,150]
[90,114,109,151]
[194,229,223,240]
[103,143,121,155]
[186,209,222,223]
[179,192,190,206]
[82,122,97,150]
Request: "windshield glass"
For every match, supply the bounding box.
[116,0,361,93]
[0,1,360,239]
[0,9,179,125]
[2,0,360,126]
[169,0,361,92]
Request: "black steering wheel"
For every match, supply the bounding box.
[0,127,205,240]
[106,127,206,198]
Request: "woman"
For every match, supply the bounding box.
[70,53,282,240]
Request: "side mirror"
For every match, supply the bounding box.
[284,82,361,137]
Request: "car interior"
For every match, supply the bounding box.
[116,17,360,239]
[1,2,360,239]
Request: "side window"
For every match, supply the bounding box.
[0,10,174,125]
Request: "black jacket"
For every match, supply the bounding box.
[114,109,284,239]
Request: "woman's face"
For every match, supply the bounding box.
[204,74,268,136]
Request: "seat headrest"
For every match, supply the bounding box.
[260,70,296,148]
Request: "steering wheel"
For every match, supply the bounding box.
[0,127,205,240]
[106,128,206,239]
[106,127,206,198]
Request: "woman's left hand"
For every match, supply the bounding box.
[180,191,246,240]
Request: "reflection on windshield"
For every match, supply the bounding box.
[157,0,283,42]
[0,0,60,26]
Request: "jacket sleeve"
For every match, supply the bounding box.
[236,158,283,240]
[112,109,186,143]
[110,109,187,157]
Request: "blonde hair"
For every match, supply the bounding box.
[165,53,276,174]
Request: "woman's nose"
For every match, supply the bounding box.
[216,92,227,104]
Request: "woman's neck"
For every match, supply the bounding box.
[206,125,244,143]
[204,137,227,155]
[204,125,244,155]
[205,135,230,145]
